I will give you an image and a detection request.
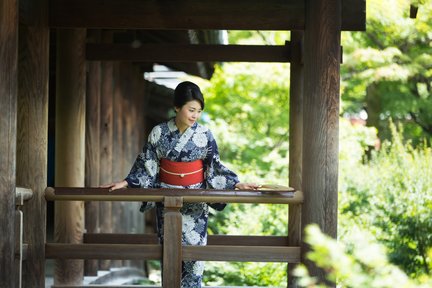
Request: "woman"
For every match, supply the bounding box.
[105,81,258,287]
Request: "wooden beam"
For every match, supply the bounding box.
[183,246,301,263]
[87,43,291,63]
[45,243,162,260]
[0,0,18,287]
[17,1,49,287]
[49,0,365,31]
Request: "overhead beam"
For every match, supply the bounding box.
[86,43,291,62]
[50,0,365,31]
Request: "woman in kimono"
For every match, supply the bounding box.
[105,81,258,287]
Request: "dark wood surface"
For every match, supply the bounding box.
[302,0,341,284]
[0,0,18,287]
[16,0,49,286]
[49,0,365,31]
[86,43,291,63]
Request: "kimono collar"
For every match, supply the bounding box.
[167,117,198,134]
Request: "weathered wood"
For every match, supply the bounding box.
[86,43,291,63]
[55,28,86,285]
[49,0,365,31]
[16,2,49,287]
[183,246,301,263]
[46,243,162,259]
[45,187,301,204]
[288,31,304,288]
[99,30,114,271]
[0,0,18,286]
[84,233,289,246]
[163,197,183,288]
[85,29,101,276]
[302,0,340,285]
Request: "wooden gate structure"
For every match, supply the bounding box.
[0,0,366,287]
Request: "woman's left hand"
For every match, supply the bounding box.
[235,182,260,190]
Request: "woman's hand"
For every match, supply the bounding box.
[235,182,260,190]
[100,180,128,192]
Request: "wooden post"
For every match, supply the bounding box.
[85,29,101,276]
[0,0,18,287]
[54,28,86,285]
[288,31,304,288]
[163,197,183,288]
[17,0,49,287]
[99,30,114,271]
[302,0,341,285]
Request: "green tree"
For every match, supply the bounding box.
[341,0,432,143]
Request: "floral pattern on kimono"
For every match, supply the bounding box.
[125,118,239,288]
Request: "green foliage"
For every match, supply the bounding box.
[339,122,432,278]
[294,224,432,288]
[341,0,432,142]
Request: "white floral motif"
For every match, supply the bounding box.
[192,261,205,275]
[182,215,195,233]
[211,176,227,189]
[192,133,207,148]
[145,159,158,177]
[186,230,201,245]
[195,125,208,133]
[149,126,161,145]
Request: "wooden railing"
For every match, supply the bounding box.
[44,187,303,287]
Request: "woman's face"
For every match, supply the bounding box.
[175,100,202,132]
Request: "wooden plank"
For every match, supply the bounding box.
[302,0,341,283]
[48,0,365,31]
[45,187,302,204]
[0,0,18,286]
[83,233,289,246]
[163,197,183,288]
[86,43,291,63]
[288,31,304,287]
[54,28,86,285]
[45,243,162,260]
[16,1,49,287]
[183,246,301,263]
[85,29,101,276]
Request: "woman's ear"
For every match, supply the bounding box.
[174,107,180,113]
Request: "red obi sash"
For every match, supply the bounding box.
[159,159,204,186]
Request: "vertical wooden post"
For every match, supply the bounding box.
[99,30,114,271]
[54,28,86,285]
[17,0,49,287]
[302,0,341,284]
[0,0,18,287]
[163,197,183,288]
[288,31,304,288]
[85,29,101,276]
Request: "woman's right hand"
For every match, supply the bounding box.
[100,180,128,192]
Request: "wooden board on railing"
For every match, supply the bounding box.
[45,187,302,204]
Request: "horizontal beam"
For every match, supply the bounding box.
[45,243,162,259]
[83,233,289,246]
[183,245,301,262]
[49,0,365,31]
[86,43,291,63]
[45,187,303,204]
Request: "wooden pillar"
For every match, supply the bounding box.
[163,197,183,288]
[302,0,341,284]
[288,31,304,288]
[85,29,101,276]
[0,0,18,287]
[54,28,86,285]
[99,31,114,271]
[16,0,49,287]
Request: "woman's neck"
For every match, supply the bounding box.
[175,117,188,134]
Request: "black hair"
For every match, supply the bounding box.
[173,81,205,110]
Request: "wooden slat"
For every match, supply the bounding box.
[45,243,162,260]
[86,43,291,63]
[49,0,365,31]
[45,187,302,204]
[183,245,301,263]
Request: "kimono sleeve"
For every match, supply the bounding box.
[204,130,239,210]
[125,126,161,211]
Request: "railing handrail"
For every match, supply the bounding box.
[44,187,303,204]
